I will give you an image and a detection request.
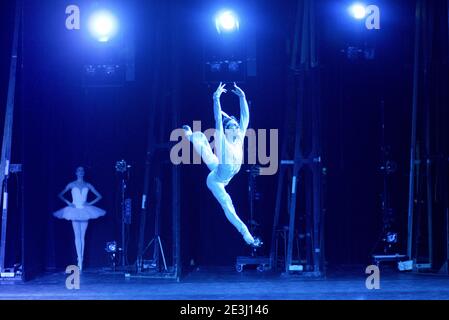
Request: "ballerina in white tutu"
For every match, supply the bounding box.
[53,166,105,271]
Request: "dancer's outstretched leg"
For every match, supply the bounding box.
[183,125,218,171]
[206,171,257,246]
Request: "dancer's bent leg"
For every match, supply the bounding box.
[183,126,218,171]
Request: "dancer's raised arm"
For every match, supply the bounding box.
[232,82,249,133]
[213,82,227,134]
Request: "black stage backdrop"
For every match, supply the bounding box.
[0,0,447,280]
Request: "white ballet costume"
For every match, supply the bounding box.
[53,187,106,221]
[53,187,105,271]
[188,130,256,245]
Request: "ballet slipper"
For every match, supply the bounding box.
[240,225,263,248]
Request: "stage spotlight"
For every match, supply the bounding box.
[88,10,119,42]
[105,241,119,270]
[386,232,398,244]
[349,3,366,20]
[105,241,117,253]
[215,10,239,34]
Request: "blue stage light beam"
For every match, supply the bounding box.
[88,10,119,42]
[215,10,239,34]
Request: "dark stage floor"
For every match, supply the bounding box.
[1,266,449,300]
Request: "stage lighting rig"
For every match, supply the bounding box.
[82,64,124,87]
[105,241,120,270]
[203,8,256,83]
[81,6,134,87]
[342,46,375,61]
[205,59,245,83]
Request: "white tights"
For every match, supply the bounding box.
[189,132,254,244]
[72,221,88,270]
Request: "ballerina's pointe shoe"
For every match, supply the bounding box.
[251,237,263,248]
[240,226,263,248]
[240,226,261,247]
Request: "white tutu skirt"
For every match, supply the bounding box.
[53,205,106,221]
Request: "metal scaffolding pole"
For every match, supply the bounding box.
[270,0,324,277]
[0,0,22,273]
[406,0,422,260]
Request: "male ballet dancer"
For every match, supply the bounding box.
[183,82,261,247]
